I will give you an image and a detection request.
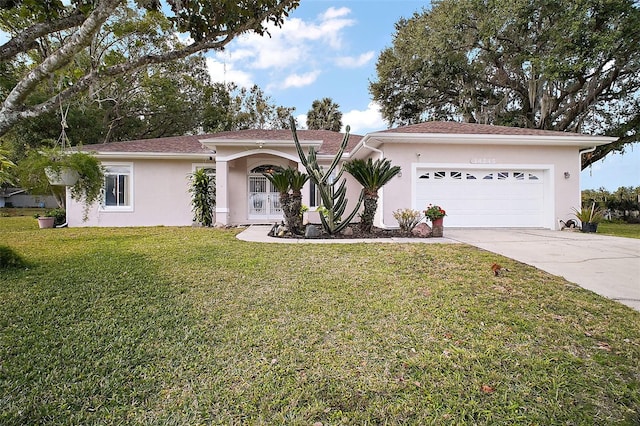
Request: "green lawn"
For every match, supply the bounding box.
[1,217,639,425]
[597,221,640,239]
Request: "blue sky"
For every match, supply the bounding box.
[203,0,638,191]
[204,0,427,134]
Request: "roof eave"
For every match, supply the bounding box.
[94,152,214,160]
[350,133,616,157]
[199,138,322,150]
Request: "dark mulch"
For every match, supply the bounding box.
[270,223,426,239]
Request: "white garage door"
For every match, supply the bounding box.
[415,169,545,227]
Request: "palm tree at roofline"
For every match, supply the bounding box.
[306,98,343,132]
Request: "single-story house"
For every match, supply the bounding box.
[0,188,57,208]
[67,122,614,230]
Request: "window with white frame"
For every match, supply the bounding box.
[103,164,132,209]
[309,181,321,208]
[308,171,335,208]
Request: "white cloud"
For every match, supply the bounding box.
[342,102,387,134]
[205,57,253,88]
[281,71,321,89]
[321,7,351,20]
[335,51,375,68]
[204,6,357,81]
[295,114,308,129]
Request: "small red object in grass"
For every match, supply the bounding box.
[481,384,495,394]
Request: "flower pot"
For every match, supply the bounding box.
[431,217,444,237]
[37,217,55,229]
[581,222,598,233]
[45,166,79,186]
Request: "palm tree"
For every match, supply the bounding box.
[343,158,401,233]
[287,169,309,234]
[264,169,291,222]
[306,98,343,131]
[264,168,309,235]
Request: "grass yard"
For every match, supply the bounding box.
[598,221,640,239]
[1,217,639,425]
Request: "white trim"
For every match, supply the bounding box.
[350,132,616,158]
[100,162,134,213]
[95,152,212,160]
[191,163,217,172]
[217,149,300,163]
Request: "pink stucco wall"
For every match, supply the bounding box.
[374,142,580,230]
[66,140,584,230]
[67,159,201,227]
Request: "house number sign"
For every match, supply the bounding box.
[470,158,496,164]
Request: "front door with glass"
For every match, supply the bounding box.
[248,166,283,220]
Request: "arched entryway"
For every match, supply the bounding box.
[248,164,284,221]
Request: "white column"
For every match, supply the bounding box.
[216,160,230,225]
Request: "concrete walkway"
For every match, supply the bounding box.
[237,226,640,312]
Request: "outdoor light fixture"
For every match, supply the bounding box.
[564,172,570,179]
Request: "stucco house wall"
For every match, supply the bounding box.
[374,142,580,229]
[67,159,197,227]
[65,123,613,230]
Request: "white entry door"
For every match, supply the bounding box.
[415,168,546,227]
[248,175,282,220]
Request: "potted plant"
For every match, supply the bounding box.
[424,204,446,237]
[573,203,604,233]
[17,146,104,221]
[33,211,55,229]
[33,208,66,229]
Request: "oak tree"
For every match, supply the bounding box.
[0,0,299,137]
[370,0,640,169]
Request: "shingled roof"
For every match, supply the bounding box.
[87,129,362,156]
[375,121,584,137]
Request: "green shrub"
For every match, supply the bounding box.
[47,208,66,226]
[0,245,27,269]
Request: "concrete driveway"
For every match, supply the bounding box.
[446,228,640,312]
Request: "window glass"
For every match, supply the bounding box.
[103,165,132,208]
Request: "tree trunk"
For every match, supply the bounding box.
[360,195,378,233]
[289,193,304,235]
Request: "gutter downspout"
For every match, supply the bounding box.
[579,146,596,156]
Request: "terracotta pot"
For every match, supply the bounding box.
[37,217,55,229]
[432,217,444,227]
[431,217,444,237]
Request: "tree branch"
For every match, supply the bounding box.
[0,10,86,61]
[1,0,123,129]
[0,0,299,137]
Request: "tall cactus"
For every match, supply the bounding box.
[290,116,363,235]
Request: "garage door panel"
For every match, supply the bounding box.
[415,168,545,227]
